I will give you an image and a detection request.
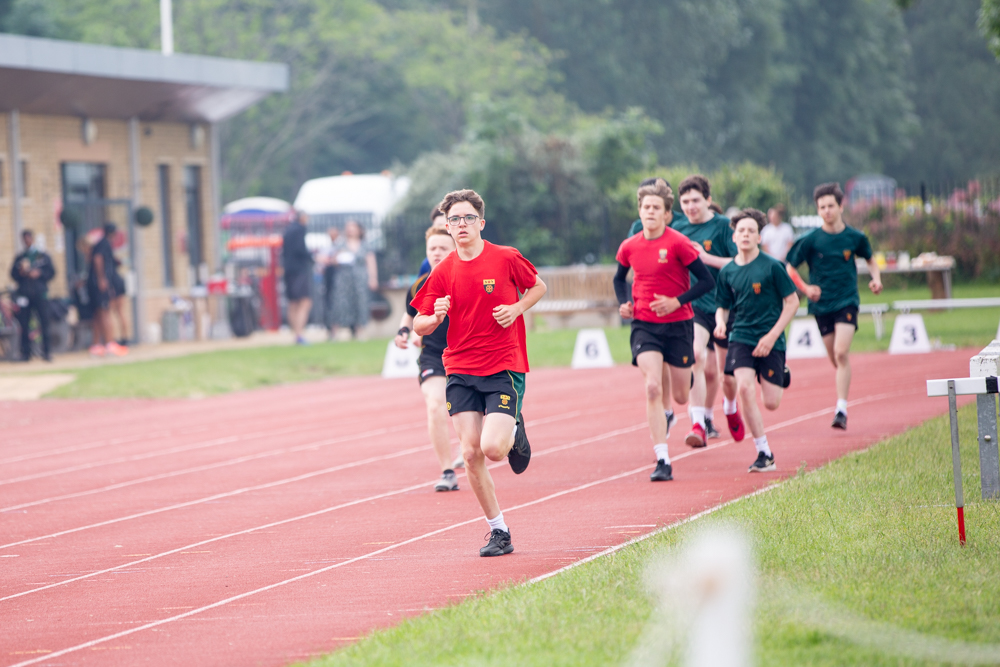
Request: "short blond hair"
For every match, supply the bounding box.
[425,226,454,241]
[637,178,674,211]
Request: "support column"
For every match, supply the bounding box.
[209,122,222,271]
[129,117,145,344]
[9,110,22,249]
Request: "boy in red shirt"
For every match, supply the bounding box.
[412,189,547,557]
[613,178,715,482]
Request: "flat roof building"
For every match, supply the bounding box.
[0,33,287,344]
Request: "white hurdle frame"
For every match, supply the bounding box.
[926,341,1000,545]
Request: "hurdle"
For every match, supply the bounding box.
[926,340,1000,545]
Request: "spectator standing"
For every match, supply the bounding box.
[10,229,55,361]
[319,226,340,340]
[331,220,378,339]
[87,223,128,357]
[760,204,795,262]
[282,211,314,345]
[104,223,131,345]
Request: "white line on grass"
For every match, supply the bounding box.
[3,391,901,665]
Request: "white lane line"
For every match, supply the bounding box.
[3,390,904,665]
[0,431,172,465]
[3,411,596,513]
[0,409,590,550]
[1,409,627,600]
[0,423,418,512]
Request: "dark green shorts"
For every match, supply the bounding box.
[446,371,525,421]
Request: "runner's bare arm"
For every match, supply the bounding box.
[394,312,414,349]
[866,257,883,295]
[698,251,731,270]
[493,276,547,328]
[753,292,801,357]
[414,295,450,335]
[786,264,821,302]
[715,307,730,340]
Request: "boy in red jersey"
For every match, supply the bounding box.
[613,179,715,482]
[412,189,547,557]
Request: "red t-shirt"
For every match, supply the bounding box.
[411,241,538,376]
[616,226,700,323]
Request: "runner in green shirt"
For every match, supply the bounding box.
[785,182,882,430]
[674,175,745,448]
[715,209,800,473]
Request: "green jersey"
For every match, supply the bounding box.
[628,210,688,238]
[670,213,737,314]
[785,225,873,315]
[716,251,797,351]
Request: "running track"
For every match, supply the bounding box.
[0,349,977,666]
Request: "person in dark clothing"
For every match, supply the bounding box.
[282,210,314,345]
[86,223,127,357]
[10,229,56,361]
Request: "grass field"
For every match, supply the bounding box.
[44,281,997,399]
[296,403,1000,667]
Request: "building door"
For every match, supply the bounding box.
[60,162,106,284]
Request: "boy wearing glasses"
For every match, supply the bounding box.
[412,189,547,557]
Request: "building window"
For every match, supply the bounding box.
[184,165,203,281]
[19,160,28,198]
[159,165,174,287]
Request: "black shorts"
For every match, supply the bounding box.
[111,272,126,298]
[446,371,525,420]
[630,318,695,367]
[692,307,733,351]
[284,270,312,301]
[87,284,112,311]
[724,341,786,386]
[814,305,859,336]
[418,352,446,385]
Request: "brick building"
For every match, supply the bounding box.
[0,33,287,343]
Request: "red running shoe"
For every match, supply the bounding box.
[726,408,746,442]
[685,423,706,448]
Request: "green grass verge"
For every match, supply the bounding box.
[297,404,1000,667]
[45,281,996,399]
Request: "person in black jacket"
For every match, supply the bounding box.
[282,210,314,345]
[10,229,55,361]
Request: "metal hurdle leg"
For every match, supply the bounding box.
[977,392,1000,499]
[947,380,967,545]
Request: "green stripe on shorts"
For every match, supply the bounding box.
[505,370,525,421]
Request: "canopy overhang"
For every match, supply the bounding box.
[0,33,288,123]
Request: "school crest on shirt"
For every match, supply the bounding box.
[658,248,669,263]
[483,279,496,293]
[703,240,713,252]
[753,282,762,295]
[843,250,852,261]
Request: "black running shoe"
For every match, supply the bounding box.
[664,410,676,438]
[480,529,513,557]
[782,365,791,388]
[508,416,531,474]
[650,460,673,481]
[748,451,776,473]
[704,417,721,439]
[832,411,847,430]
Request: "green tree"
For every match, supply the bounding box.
[980,0,1000,58]
[888,0,1000,184]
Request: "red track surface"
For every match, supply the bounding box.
[0,349,977,666]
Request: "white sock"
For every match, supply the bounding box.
[706,407,715,423]
[836,399,848,415]
[486,512,509,533]
[691,406,706,429]
[510,422,518,444]
[653,443,670,464]
[724,397,738,415]
[754,436,772,457]
[664,408,674,421]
